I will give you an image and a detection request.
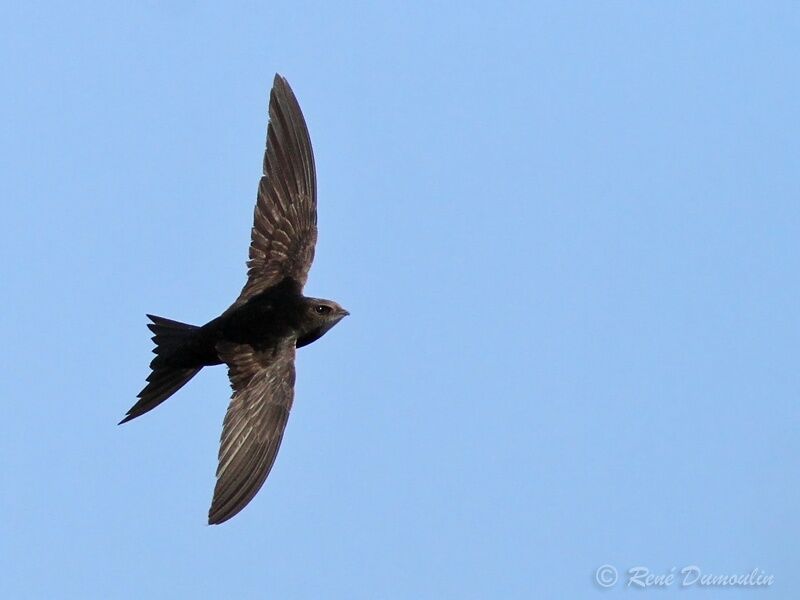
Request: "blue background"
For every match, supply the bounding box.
[2,2,798,598]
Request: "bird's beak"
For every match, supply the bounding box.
[339,308,350,317]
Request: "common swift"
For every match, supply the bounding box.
[120,75,348,525]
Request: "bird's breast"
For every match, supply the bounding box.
[220,297,299,350]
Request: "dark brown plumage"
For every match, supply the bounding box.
[120,74,348,525]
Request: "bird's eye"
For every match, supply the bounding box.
[314,305,332,315]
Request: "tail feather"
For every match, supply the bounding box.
[119,315,202,425]
[147,314,200,362]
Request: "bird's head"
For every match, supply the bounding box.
[296,298,349,348]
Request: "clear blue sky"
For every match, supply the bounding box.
[2,2,798,598]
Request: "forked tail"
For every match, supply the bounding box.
[119,315,202,424]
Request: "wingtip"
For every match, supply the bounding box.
[207,511,225,526]
[208,500,244,525]
[273,72,288,90]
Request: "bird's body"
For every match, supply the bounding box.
[120,75,348,524]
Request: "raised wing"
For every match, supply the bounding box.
[235,74,317,307]
[208,339,296,524]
